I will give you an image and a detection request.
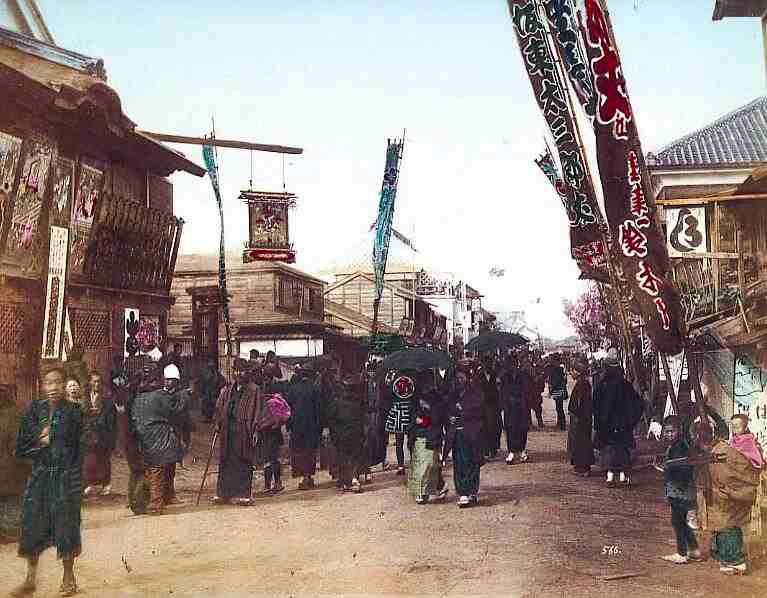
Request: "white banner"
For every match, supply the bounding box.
[666,207,707,257]
[41,226,69,359]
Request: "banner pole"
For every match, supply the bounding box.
[537,0,640,386]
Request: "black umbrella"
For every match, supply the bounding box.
[465,331,529,353]
[375,348,451,378]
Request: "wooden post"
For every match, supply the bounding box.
[713,202,720,313]
[737,228,746,292]
[660,353,680,416]
[684,344,707,420]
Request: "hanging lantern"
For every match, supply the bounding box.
[241,190,296,263]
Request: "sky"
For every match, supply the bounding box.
[40,0,764,339]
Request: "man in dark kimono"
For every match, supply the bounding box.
[478,357,502,460]
[499,355,531,464]
[12,365,83,597]
[213,358,259,505]
[286,364,322,490]
[593,348,644,487]
[327,374,366,492]
[198,357,225,424]
[131,364,191,514]
[548,354,568,431]
[567,356,594,476]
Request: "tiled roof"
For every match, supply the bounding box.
[646,97,767,168]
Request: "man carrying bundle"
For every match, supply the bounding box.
[212,358,260,505]
[131,364,191,515]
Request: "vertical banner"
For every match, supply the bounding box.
[535,145,607,279]
[201,144,233,356]
[577,0,683,354]
[508,0,607,281]
[41,226,69,359]
[69,162,103,275]
[540,0,596,120]
[371,138,404,329]
[61,308,73,361]
[4,139,54,273]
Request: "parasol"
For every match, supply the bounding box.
[465,331,529,353]
[375,348,450,378]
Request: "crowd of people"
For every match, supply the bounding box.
[4,342,766,595]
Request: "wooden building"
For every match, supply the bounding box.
[0,25,205,407]
[323,269,448,349]
[168,253,365,374]
[648,96,767,423]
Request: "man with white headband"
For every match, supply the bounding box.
[130,364,191,515]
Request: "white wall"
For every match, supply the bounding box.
[239,339,323,358]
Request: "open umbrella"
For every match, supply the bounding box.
[465,331,529,353]
[375,348,450,378]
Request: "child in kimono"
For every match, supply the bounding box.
[660,415,702,564]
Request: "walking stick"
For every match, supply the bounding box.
[196,427,218,506]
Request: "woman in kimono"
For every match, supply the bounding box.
[444,362,484,508]
[12,366,84,597]
[567,356,594,477]
[407,370,448,504]
[82,372,117,496]
[704,414,763,575]
[499,355,531,465]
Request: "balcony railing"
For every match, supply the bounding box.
[81,193,183,292]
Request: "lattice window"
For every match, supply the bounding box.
[71,309,111,349]
[0,303,28,353]
[275,275,303,313]
[307,287,324,315]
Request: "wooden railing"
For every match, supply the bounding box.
[81,193,183,292]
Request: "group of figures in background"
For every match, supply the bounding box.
[3,336,767,595]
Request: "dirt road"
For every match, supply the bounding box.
[2,400,766,597]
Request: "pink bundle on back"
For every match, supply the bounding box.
[730,433,765,469]
[266,393,291,425]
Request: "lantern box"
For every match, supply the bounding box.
[240,190,297,263]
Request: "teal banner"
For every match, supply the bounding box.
[372,139,404,301]
[202,144,233,355]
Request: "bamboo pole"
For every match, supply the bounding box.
[537,0,641,386]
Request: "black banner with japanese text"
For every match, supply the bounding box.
[508,0,607,282]
[577,0,683,354]
[534,146,608,281]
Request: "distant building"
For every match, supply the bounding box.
[168,253,365,374]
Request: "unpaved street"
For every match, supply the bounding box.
[2,400,766,598]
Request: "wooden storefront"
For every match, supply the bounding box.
[0,28,204,407]
[169,253,357,376]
